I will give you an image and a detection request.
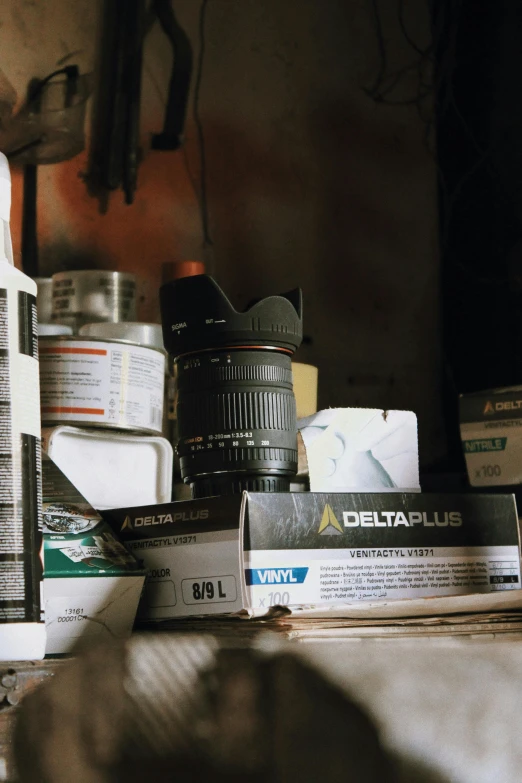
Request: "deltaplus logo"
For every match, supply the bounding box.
[342,510,462,527]
[317,504,463,531]
[484,399,522,415]
[120,509,209,532]
[318,504,343,535]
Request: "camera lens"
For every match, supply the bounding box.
[160,275,303,498]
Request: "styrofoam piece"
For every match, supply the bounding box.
[79,321,164,352]
[42,425,173,510]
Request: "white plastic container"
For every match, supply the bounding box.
[39,335,166,434]
[0,153,45,660]
[42,426,173,510]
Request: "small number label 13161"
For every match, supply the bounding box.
[181,575,237,605]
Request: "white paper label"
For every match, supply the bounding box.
[45,596,107,640]
[127,529,243,619]
[461,421,520,486]
[245,546,522,610]
[39,340,165,432]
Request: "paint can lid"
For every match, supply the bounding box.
[38,323,74,336]
[79,321,164,351]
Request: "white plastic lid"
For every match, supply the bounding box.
[38,323,73,336]
[0,151,13,265]
[79,321,165,352]
[44,426,173,510]
[0,152,11,222]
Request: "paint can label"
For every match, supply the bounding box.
[39,339,165,433]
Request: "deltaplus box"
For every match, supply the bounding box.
[102,492,521,620]
[460,387,522,487]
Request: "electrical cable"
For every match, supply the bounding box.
[364,0,434,109]
[193,0,213,250]
[364,0,388,99]
[398,0,430,56]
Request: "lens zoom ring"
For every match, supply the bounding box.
[222,447,297,463]
[179,391,296,433]
[180,364,293,386]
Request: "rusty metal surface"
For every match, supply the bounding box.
[0,659,64,781]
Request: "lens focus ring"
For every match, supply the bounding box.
[177,390,296,444]
[177,363,293,388]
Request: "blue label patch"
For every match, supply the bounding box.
[246,567,309,586]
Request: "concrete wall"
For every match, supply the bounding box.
[0,0,446,464]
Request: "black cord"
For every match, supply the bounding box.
[193,0,213,248]
[398,0,429,56]
[144,4,212,253]
[364,0,434,108]
[364,0,388,98]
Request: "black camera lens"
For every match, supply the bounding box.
[160,275,303,498]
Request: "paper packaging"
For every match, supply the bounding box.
[298,408,419,492]
[102,491,521,621]
[42,453,145,654]
[460,387,522,487]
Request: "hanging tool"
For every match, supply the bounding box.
[88,0,194,206]
[17,67,80,277]
[122,0,145,203]
[151,0,193,151]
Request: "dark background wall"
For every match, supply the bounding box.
[434,0,522,464]
[0,0,446,465]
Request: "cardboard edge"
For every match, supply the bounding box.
[238,491,248,607]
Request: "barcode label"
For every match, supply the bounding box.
[150,405,162,429]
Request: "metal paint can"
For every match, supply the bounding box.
[79,321,163,350]
[39,336,165,434]
[78,322,169,437]
[51,270,137,332]
[33,277,53,323]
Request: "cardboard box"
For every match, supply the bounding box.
[42,454,145,654]
[460,387,522,487]
[102,491,521,621]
